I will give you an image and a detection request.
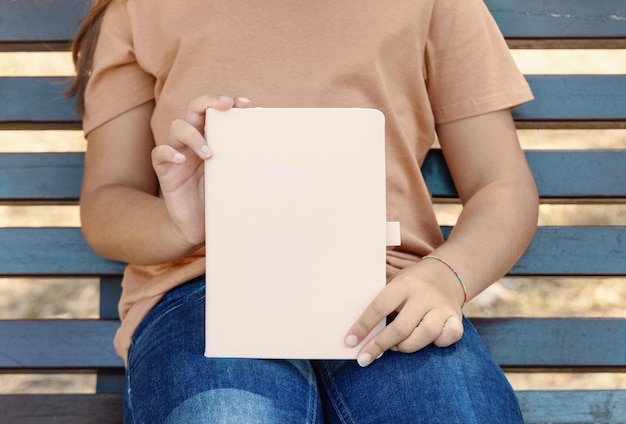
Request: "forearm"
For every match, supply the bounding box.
[346,110,539,363]
[80,185,202,265]
[428,178,538,300]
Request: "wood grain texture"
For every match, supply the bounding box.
[2,76,626,128]
[517,390,626,424]
[1,0,624,49]
[1,394,123,424]
[0,318,623,370]
[1,1,625,423]
[1,226,624,276]
[485,0,626,38]
[2,150,625,201]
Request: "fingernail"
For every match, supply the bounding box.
[236,97,251,104]
[345,334,359,348]
[376,352,384,360]
[390,346,398,352]
[357,352,373,368]
[173,152,185,163]
[201,145,213,157]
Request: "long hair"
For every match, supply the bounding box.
[68,0,116,116]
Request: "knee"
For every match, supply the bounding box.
[163,389,302,424]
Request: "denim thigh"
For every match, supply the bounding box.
[124,278,322,424]
[125,277,521,423]
[313,316,523,424]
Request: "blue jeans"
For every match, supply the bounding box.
[124,277,523,423]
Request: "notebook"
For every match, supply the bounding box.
[203,107,392,359]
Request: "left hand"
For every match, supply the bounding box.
[345,261,465,367]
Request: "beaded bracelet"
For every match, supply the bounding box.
[421,255,468,308]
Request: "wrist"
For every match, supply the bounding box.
[422,255,467,309]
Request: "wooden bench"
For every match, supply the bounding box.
[1,0,625,422]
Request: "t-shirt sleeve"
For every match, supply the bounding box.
[82,0,155,135]
[425,0,533,124]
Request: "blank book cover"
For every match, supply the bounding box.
[204,107,387,359]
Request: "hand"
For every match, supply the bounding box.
[345,261,464,367]
[151,95,252,250]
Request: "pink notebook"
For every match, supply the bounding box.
[204,108,390,359]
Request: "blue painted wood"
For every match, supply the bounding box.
[0,318,623,370]
[0,0,90,45]
[0,320,124,369]
[3,76,625,127]
[511,226,626,276]
[423,150,626,199]
[3,150,625,201]
[5,391,626,424]
[0,78,76,127]
[100,277,122,319]
[96,374,125,395]
[1,0,623,49]
[526,150,626,199]
[1,227,624,277]
[0,228,125,276]
[440,226,626,276]
[1,2,624,422]
[2,394,124,424]
[517,390,626,424]
[474,318,626,368]
[0,153,83,201]
[485,0,626,38]
[518,75,626,122]
[2,151,624,202]
[441,226,626,277]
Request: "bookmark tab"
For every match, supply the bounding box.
[386,221,401,246]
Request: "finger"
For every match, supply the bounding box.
[353,304,427,367]
[184,95,234,132]
[344,286,406,349]
[234,96,252,108]
[169,118,213,159]
[394,310,446,353]
[433,315,464,348]
[152,144,185,166]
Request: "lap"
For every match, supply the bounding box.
[314,317,523,424]
[125,278,322,424]
[125,278,521,423]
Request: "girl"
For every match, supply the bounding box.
[71,0,539,422]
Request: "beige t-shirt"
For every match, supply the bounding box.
[84,0,533,362]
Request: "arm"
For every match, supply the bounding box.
[80,95,251,265]
[345,109,539,366]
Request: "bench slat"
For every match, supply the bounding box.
[1,318,624,370]
[518,76,626,123]
[473,318,626,369]
[0,153,84,201]
[2,150,625,201]
[0,320,123,370]
[0,226,624,276]
[0,228,125,276]
[0,0,89,50]
[1,0,624,51]
[511,226,626,276]
[485,0,626,39]
[423,150,626,199]
[1,394,123,424]
[517,390,626,424]
[1,3,624,423]
[2,391,625,424]
[0,78,77,128]
[2,76,625,128]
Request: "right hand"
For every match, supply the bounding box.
[151,95,252,250]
